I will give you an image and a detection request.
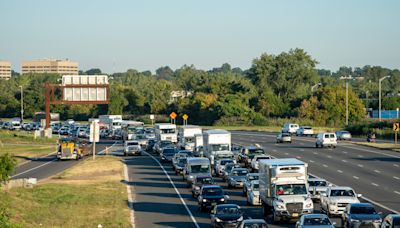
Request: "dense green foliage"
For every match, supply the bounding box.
[0,153,16,184]
[1,48,399,126]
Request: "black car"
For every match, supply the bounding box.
[342,203,382,228]
[160,147,177,163]
[191,175,214,198]
[146,139,156,152]
[211,204,243,228]
[198,185,227,211]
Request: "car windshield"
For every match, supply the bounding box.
[225,164,239,172]
[211,144,229,152]
[330,189,355,197]
[136,135,146,139]
[256,157,270,161]
[160,141,172,147]
[231,169,248,176]
[191,164,209,173]
[309,180,328,187]
[203,187,223,196]
[216,206,240,215]
[220,160,233,165]
[350,206,376,214]
[304,217,331,225]
[276,184,307,195]
[161,129,175,133]
[248,175,259,181]
[248,149,264,155]
[393,218,400,226]
[127,142,139,146]
[163,149,176,155]
[243,223,267,228]
[178,158,187,166]
[197,177,213,184]
[253,184,259,190]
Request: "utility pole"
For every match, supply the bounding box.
[340,76,353,126]
[379,76,391,121]
[19,86,24,122]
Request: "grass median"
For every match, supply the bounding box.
[0,156,131,228]
[348,141,400,152]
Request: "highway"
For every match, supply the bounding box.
[11,140,116,180]
[123,131,400,228]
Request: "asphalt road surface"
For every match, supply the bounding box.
[11,140,116,180]
[123,131,399,228]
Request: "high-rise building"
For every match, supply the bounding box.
[0,60,12,80]
[21,59,78,75]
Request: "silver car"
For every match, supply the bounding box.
[277,132,292,143]
[295,214,335,228]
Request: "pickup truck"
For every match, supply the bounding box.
[320,186,361,216]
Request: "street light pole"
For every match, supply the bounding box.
[19,86,24,122]
[340,76,353,126]
[379,75,391,121]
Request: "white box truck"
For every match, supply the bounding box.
[155,123,177,143]
[194,133,204,157]
[259,158,313,223]
[203,129,233,167]
[178,125,202,151]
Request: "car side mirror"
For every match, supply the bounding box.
[332,222,337,226]
[357,194,362,198]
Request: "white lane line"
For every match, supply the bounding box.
[357,155,364,158]
[341,145,400,159]
[327,155,332,158]
[272,149,277,152]
[300,149,305,152]
[309,160,315,163]
[342,159,348,163]
[394,176,400,180]
[313,152,318,155]
[337,170,343,173]
[323,164,328,168]
[97,142,118,155]
[342,151,348,154]
[11,158,57,178]
[371,183,379,187]
[394,164,399,167]
[284,152,289,155]
[144,151,200,228]
[353,176,359,179]
[358,164,364,168]
[296,156,302,159]
[395,191,400,195]
[123,163,135,228]
[374,170,381,173]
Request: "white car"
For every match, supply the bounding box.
[214,158,236,177]
[336,131,352,140]
[295,214,335,228]
[277,133,292,143]
[315,133,337,148]
[250,155,271,171]
[242,173,259,196]
[282,123,299,135]
[124,140,142,156]
[308,177,330,201]
[320,186,361,216]
[246,180,261,205]
[296,126,314,136]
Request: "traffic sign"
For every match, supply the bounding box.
[182,114,188,120]
[149,114,155,120]
[170,112,177,119]
[394,123,399,132]
[90,121,100,142]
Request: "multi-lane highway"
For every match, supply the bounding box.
[123,131,399,228]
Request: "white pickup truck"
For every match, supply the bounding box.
[320,186,361,216]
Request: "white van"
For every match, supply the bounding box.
[282,123,299,135]
[183,157,211,186]
[315,132,337,148]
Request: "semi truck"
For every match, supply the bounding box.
[57,138,91,160]
[259,158,313,223]
[177,125,202,151]
[203,129,233,167]
[155,123,177,143]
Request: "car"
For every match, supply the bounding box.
[145,127,156,139]
[238,146,265,166]
[246,180,261,205]
[214,158,236,177]
[296,126,314,136]
[198,185,227,211]
[231,144,242,161]
[336,131,352,141]
[222,163,242,181]
[174,157,187,175]
[160,147,177,163]
[124,140,142,156]
[145,138,156,151]
[172,150,193,169]
[134,134,148,147]
[153,140,173,154]
[295,214,335,228]
[210,204,243,228]
[250,155,271,171]
[76,126,88,138]
[239,219,268,228]
[191,175,214,198]
[277,132,292,143]
[320,186,361,216]
[59,126,70,135]
[282,123,299,135]
[342,203,382,228]
[316,133,337,148]
[100,128,111,138]
[243,173,259,196]
[381,214,400,228]
[227,168,248,189]
[308,177,330,201]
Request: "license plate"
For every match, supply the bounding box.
[292,213,299,217]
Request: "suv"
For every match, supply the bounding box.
[282,123,299,135]
[336,131,352,141]
[296,126,314,136]
[343,203,382,228]
[316,133,337,148]
[320,186,361,216]
[198,185,227,211]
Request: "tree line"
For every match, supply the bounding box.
[1,48,399,127]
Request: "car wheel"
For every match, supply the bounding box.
[316,143,319,148]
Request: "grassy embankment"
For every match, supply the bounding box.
[0,130,58,164]
[0,156,131,227]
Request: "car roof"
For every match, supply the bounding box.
[242,219,266,224]
[215,204,239,208]
[308,177,327,181]
[202,185,221,189]
[302,213,329,218]
[330,186,354,190]
[247,173,259,176]
[251,180,259,184]
[231,168,247,171]
[350,203,374,208]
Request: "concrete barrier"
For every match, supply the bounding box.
[1,178,37,190]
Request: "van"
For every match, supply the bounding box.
[183,157,211,186]
[315,132,337,148]
[282,123,299,135]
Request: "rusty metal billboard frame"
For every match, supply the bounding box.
[44,83,110,129]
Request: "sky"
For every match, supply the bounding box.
[1,0,399,73]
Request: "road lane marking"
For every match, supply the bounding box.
[342,159,348,163]
[357,155,364,158]
[342,151,348,154]
[313,152,318,155]
[353,176,359,179]
[296,156,302,159]
[394,164,399,167]
[395,191,400,195]
[327,155,332,158]
[300,149,305,152]
[374,170,381,173]
[144,151,200,228]
[357,164,364,168]
[272,149,277,152]
[284,152,289,155]
[123,163,135,228]
[11,158,57,178]
[371,183,379,187]
[337,170,343,173]
[341,145,400,159]
[309,160,315,163]
[394,176,400,180]
[322,164,328,168]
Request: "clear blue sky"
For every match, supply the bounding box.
[1,0,399,73]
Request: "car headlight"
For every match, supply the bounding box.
[237,216,243,222]
[373,219,382,223]
[215,218,222,222]
[202,199,207,202]
[195,186,200,190]
[189,175,194,179]
[276,203,285,209]
[220,198,225,202]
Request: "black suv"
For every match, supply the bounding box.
[198,185,227,212]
